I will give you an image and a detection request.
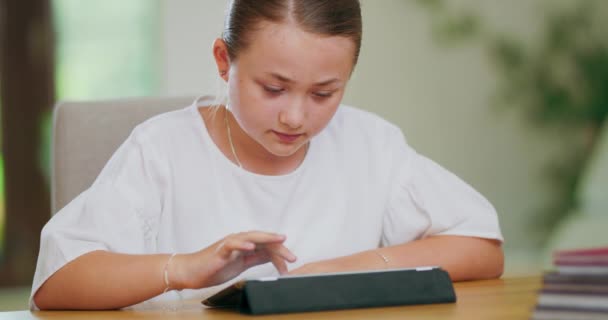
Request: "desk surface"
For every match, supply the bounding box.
[0,276,541,320]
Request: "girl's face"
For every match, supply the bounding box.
[216,21,356,158]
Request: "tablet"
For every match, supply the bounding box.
[202,266,456,315]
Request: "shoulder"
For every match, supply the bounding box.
[128,105,198,147]
[95,106,197,180]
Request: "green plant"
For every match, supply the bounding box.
[416,0,608,237]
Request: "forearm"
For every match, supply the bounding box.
[292,236,504,281]
[34,250,171,310]
[34,231,296,310]
[378,235,504,280]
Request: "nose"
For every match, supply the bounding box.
[278,97,306,130]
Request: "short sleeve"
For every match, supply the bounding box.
[30,128,167,310]
[381,130,503,247]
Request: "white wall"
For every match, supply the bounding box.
[160,0,225,97]
[160,0,565,274]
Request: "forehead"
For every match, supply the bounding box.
[236,21,356,80]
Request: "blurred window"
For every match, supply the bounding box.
[0,0,161,258]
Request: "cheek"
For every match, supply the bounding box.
[232,78,279,111]
[232,89,280,133]
[308,101,341,134]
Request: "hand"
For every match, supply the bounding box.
[171,231,297,289]
[288,252,378,276]
[288,261,341,276]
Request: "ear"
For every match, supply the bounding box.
[213,38,231,82]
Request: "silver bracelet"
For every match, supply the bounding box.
[163,253,177,293]
[374,251,390,269]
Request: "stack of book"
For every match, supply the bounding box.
[531,247,608,320]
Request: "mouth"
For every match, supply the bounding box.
[272,130,304,143]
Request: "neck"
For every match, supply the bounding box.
[223,107,308,175]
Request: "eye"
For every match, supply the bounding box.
[313,91,334,99]
[263,85,284,95]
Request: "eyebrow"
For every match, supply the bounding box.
[265,72,340,86]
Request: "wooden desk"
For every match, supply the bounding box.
[0,276,541,319]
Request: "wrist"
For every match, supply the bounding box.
[165,253,190,291]
[372,250,390,269]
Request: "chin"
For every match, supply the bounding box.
[265,142,306,158]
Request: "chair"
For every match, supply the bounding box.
[51,96,195,214]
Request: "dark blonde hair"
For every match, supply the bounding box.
[222,0,362,66]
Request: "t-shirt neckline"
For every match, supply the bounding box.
[188,96,314,180]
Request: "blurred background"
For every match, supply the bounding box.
[1,0,607,311]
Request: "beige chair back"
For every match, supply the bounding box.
[52,96,195,214]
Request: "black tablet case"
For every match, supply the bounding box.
[202,267,456,315]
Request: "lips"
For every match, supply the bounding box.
[273,130,303,143]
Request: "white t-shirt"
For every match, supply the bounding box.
[31,96,503,310]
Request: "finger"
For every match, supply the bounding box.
[217,238,255,258]
[235,231,286,245]
[270,252,288,275]
[216,232,287,260]
[242,250,272,269]
[241,249,289,274]
[227,238,256,251]
[264,243,297,263]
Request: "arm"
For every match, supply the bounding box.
[34,251,172,310]
[34,232,296,310]
[289,235,503,281]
